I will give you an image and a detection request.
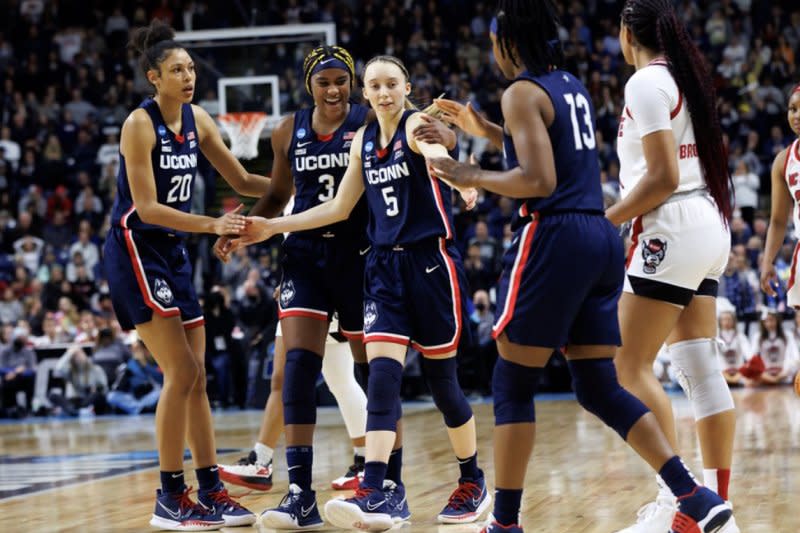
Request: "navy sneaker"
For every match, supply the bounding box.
[671,487,739,533]
[198,484,256,527]
[260,483,324,530]
[382,480,411,523]
[149,486,224,531]
[481,514,524,533]
[324,486,394,531]
[438,474,492,524]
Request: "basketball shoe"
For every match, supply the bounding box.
[218,451,273,491]
[198,484,256,527]
[149,486,224,531]
[670,486,739,533]
[614,482,676,533]
[480,514,523,532]
[260,483,324,530]
[382,479,411,522]
[331,454,365,490]
[324,485,394,531]
[437,473,492,524]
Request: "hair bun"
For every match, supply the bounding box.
[129,19,176,55]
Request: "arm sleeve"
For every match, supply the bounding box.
[624,70,674,137]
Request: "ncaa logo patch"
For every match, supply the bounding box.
[297,128,307,139]
[157,125,167,137]
[280,280,296,307]
[364,301,378,331]
[641,238,667,274]
[365,141,374,152]
[153,278,174,305]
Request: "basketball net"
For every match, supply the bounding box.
[217,112,268,160]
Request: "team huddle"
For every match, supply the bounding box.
[102,0,800,531]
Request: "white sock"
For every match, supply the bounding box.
[703,469,718,494]
[353,446,366,458]
[321,342,367,440]
[254,442,273,465]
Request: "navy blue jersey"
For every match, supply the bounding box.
[288,103,370,240]
[110,99,199,236]
[503,70,603,221]
[362,110,458,246]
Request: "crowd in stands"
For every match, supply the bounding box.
[0,0,798,417]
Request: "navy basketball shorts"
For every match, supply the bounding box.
[104,227,203,331]
[493,212,623,348]
[278,235,366,339]
[363,238,468,356]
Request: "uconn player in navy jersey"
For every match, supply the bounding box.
[216,47,459,529]
[431,3,738,533]
[234,55,488,530]
[103,20,268,531]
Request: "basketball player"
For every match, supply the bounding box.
[429,2,738,532]
[761,83,800,397]
[233,55,488,531]
[605,1,738,530]
[103,20,265,530]
[219,48,463,530]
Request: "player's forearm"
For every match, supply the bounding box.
[138,203,216,234]
[483,122,504,150]
[762,223,787,267]
[272,200,348,234]
[474,167,553,199]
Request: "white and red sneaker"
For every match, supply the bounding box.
[331,455,365,490]
[218,451,273,491]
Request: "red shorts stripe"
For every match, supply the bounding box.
[278,308,329,321]
[183,317,205,330]
[123,229,180,318]
[788,241,800,290]
[625,216,644,270]
[492,219,538,338]
[363,333,410,346]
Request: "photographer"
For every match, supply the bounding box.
[106,340,162,415]
[0,327,37,417]
[49,344,108,416]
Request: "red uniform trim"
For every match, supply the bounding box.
[492,218,538,339]
[626,216,644,270]
[123,229,180,318]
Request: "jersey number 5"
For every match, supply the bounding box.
[564,93,596,151]
[167,173,192,203]
[381,186,399,217]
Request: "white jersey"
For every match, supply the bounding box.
[718,329,750,373]
[617,60,705,198]
[783,139,800,239]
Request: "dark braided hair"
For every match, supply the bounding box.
[622,0,732,222]
[494,0,564,76]
[302,45,356,95]
[128,19,184,88]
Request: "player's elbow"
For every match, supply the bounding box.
[135,202,159,224]
[529,171,556,197]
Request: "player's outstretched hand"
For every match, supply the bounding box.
[760,263,778,297]
[429,155,480,210]
[412,114,452,146]
[213,235,234,263]
[435,98,489,138]
[211,203,248,236]
[229,216,277,250]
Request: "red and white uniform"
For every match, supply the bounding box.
[717,329,750,375]
[618,60,730,298]
[750,331,800,381]
[783,139,800,307]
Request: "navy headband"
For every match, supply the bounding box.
[311,58,351,77]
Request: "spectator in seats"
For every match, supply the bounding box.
[66,250,93,283]
[40,134,64,190]
[42,264,67,311]
[468,220,501,275]
[73,309,97,343]
[0,287,24,325]
[107,339,162,415]
[732,160,760,227]
[74,185,105,230]
[204,288,239,407]
[92,327,130,383]
[13,233,44,273]
[64,89,97,127]
[42,209,72,245]
[746,309,800,386]
[463,242,493,294]
[222,246,254,288]
[718,305,750,386]
[18,184,46,219]
[46,185,73,221]
[54,296,79,339]
[0,126,20,171]
[729,215,752,246]
[49,345,108,416]
[31,312,69,346]
[0,327,36,416]
[69,224,99,273]
[36,245,60,283]
[70,265,96,310]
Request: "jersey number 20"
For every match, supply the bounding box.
[564,93,596,151]
[167,173,193,203]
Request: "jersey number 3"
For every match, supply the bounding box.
[564,93,596,151]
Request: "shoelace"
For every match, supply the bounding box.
[446,481,480,510]
[206,487,245,510]
[278,490,302,509]
[174,486,212,516]
[352,486,376,500]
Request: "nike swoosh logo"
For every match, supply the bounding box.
[318,58,334,66]
[158,501,184,520]
[287,465,302,471]
[300,502,316,517]
[297,141,312,148]
[359,246,372,256]
[425,265,440,274]
[171,473,183,478]
[210,466,218,472]
[161,138,170,145]
[396,497,406,509]
[366,499,386,511]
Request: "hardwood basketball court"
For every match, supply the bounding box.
[1,387,797,532]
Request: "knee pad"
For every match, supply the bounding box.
[668,339,734,420]
[422,357,473,428]
[282,348,323,425]
[492,357,540,425]
[366,357,403,432]
[568,358,649,440]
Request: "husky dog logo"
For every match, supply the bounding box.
[364,301,378,331]
[641,238,667,274]
[280,280,296,307]
[153,278,174,305]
